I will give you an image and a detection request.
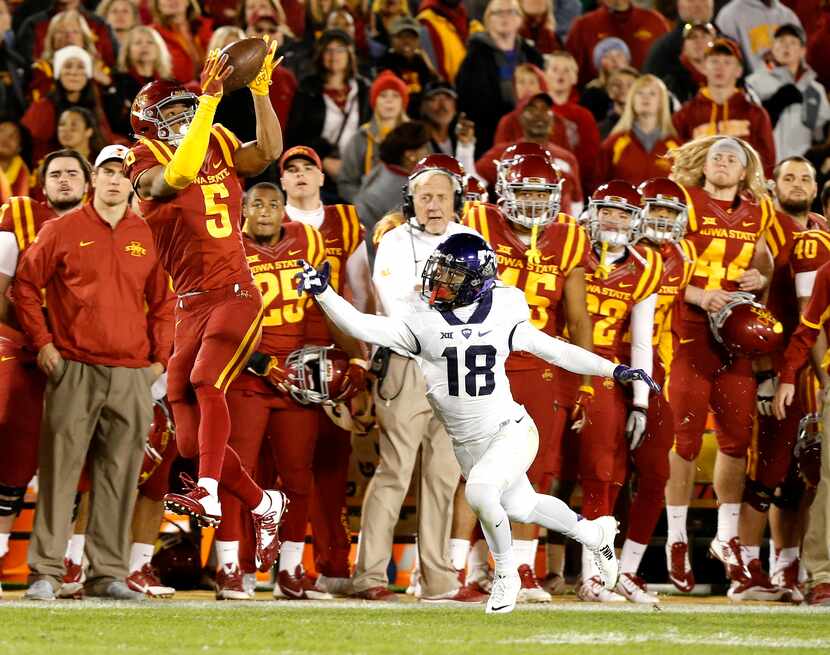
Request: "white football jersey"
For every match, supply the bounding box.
[316,281,619,444]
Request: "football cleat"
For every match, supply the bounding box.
[253,490,288,572]
[666,541,695,592]
[771,558,803,603]
[541,572,567,596]
[314,574,352,597]
[352,585,398,601]
[126,563,175,598]
[806,582,830,606]
[576,575,626,602]
[516,564,551,603]
[57,558,85,598]
[485,571,521,614]
[277,565,333,600]
[615,573,659,604]
[215,565,252,600]
[589,516,620,589]
[727,559,791,602]
[709,536,748,581]
[421,570,488,603]
[163,476,221,528]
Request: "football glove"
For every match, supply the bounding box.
[625,407,648,450]
[248,37,281,96]
[756,372,776,417]
[246,351,288,391]
[570,384,594,431]
[295,259,330,296]
[613,364,661,394]
[336,359,368,402]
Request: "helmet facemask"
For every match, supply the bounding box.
[589,201,640,248]
[421,251,496,310]
[502,183,561,229]
[639,198,688,245]
[285,346,336,405]
[137,93,198,145]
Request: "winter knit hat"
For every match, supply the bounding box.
[592,37,631,71]
[53,45,93,80]
[370,70,409,110]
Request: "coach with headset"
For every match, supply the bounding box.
[350,154,481,602]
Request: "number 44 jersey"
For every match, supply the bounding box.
[125,125,251,294]
[316,282,618,444]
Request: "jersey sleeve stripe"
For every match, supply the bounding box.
[22,197,36,245]
[561,220,576,274]
[646,253,664,297]
[633,248,655,299]
[303,223,317,265]
[211,128,235,168]
[138,138,170,165]
[316,229,325,266]
[215,125,241,150]
[464,205,476,230]
[681,184,697,232]
[477,205,491,243]
[155,140,175,162]
[573,226,587,271]
[10,198,25,250]
[334,205,351,253]
[801,313,827,330]
[348,205,360,255]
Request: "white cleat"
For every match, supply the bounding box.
[485,571,521,614]
[315,574,353,597]
[589,516,620,589]
[615,573,659,603]
[577,576,626,602]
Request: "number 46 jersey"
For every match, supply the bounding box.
[316,282,618,444]
[125,125,251,294]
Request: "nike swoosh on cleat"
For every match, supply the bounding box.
[491,605,510,612]
[495,520,503,528]
[479,330,492,337]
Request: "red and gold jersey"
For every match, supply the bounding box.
[287,204,365,344]
[652,239,697,371]
[780,260,830,384]
[678,186,774,328]
[125,125,251,294]
[790,229,830,277]
[584,244,663,362]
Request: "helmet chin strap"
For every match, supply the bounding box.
[525,220,542,265]
[595,240,611,280]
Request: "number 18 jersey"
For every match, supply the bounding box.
[125,125,251,294]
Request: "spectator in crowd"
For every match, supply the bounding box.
[369,0,411,58]
[376,15,438,112]
[673,38,777,174]
[338,70,410,202]
[104,26,172,138]
[806,3,830,90]
[746,23,830,161]
[417,80,477,175]
[286,29,371,200]
[18,145,173,601]
[661,21,716,105]
[354,120,431,247]
[417,0,482,83]
[22,46,115,162]
[544,50,600,189]
[95,0,138,50]
[149,0,213,84]
[716,0,802,73]
[565,0,668,88]
[643,0,714,81]
[0,0,26,121]
[475,93,584,214]
[244,0,301,39]
[519,0,560,54]
[456,0,543,157]
[595,66,638,138]
[597,74,680,186]
[0,120,29,201]
[580,36,631,124]
[16,0,117,69]
[245,9,309,93]
[55,106,106,165]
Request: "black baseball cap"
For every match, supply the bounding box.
[774,22,806,44]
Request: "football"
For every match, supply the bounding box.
[220,37,267,93]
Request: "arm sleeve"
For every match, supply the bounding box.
[630,293,657,407]
[144,263,175,368]
[315,287,420,353]
[795,270,817,299]
[0,232,19,277]
[14,224,58,349]
[510,320,618,378]
[345,240,372,313]
[163,95,221,189]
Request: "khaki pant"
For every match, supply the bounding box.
[805,388,830,587]
[28,360,154,592]
[353,354,460,597]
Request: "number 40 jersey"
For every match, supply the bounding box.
[316,282,618,444]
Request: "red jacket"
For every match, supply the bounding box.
[551,101,601,190]
[672,88,776,176]
[15,204,174,368]
[597,130,680,188]
[152,19,214,84]
[565,5,668,87]
[493,106,573,153]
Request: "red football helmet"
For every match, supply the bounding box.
[709,292,785,357]
[496,142,554,198]
[588,180,642,246]
[130,79,198,142]
[795,413,822,487]
[138,400,175,486]
[637,177,688,244]
[284,345,350,405]
[151,529,200,590]
[464,176,488,203]
[501,155,563,228]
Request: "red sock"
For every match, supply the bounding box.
[195,386,231,479]
[219,446,263,510]
[581,479,612,519]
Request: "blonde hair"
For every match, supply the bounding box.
[96,0,139,27]
[669,136,768,201]
[117,25,172,78]
[610,74,676,139]
[544,51,578,84]
[207,26,246,53]
[42,10,96,63]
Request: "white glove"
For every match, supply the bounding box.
[625,407,648,450]
[756,376,777,416]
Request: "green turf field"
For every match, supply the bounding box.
[2,600,830,655]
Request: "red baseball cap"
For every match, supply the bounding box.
[279,146,322,173]
[705,37,743,62]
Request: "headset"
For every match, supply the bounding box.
[401,172,464,230]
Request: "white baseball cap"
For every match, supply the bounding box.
[94,144,129,168]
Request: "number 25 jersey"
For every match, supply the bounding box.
[125,125,251,294]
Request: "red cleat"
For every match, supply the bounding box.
[771,558,803,603]
[665,541,695,592]
[164,476,221,528]
[806,582,830,606]
[709,536,747,581]
[252,490,287,572]
[127,564,175,598]
[517,564,551,603]
[57,558,84,598]
[352,586,398,601]
[727,559,791,602]
[215,565,252,600]
[276,565,332,600]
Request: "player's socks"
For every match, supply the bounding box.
[66,534,85,565]
[450,538,470,572]
[716,503,741,542]
[777,546,798,571]
[741,544,760,563]
[215,540,240,572]
[129,542,155,573]
[666,505,688,543]
[530,539,539,571]
[198,477,219,498]
[0,533,9,559]
[620,539,647,574]
[279,541,305,573]
[194,385,232,479]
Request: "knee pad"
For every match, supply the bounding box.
[0,483,26,517]
[773,476,804,511]
[464,482,503,527]
[743,478,775,513]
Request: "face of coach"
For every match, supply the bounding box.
[412,172,455,236]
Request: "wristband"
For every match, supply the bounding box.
[577,384,595,396]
